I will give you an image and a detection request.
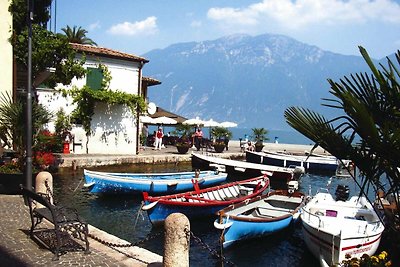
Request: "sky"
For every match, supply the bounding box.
[52,0,400,59]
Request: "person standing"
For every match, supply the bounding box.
[194,128,203,151]
[154,127,164,150]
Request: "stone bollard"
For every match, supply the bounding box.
[163,213,190,267]
[35,171,54,206]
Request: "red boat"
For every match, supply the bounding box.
[142,175,270,225]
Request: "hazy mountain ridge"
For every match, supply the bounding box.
[144,33,377,130]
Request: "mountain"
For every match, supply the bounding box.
[143,33,374,130]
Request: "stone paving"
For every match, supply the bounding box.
[0,194,162,267]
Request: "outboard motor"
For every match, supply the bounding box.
[335,184,349,201]
[288,181,299,194]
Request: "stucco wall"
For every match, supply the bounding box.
[0,0,13,97]
[38,54,140,155]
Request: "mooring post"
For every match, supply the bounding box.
[35,171,54,205]
[164,213,190,267]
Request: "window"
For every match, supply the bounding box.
[86,67,103,90]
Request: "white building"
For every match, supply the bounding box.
[38,43,159,155]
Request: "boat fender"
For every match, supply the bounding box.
[214,220,233,230]
[142,201,159,211]
[167,182,179,187]
[83,182,95,188]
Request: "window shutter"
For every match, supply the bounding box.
[86,67,103,90]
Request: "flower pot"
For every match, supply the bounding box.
[213,144,225,153]
[176,144,190,154]
[255,143,264,152]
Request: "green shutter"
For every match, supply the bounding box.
[86,67,103,90]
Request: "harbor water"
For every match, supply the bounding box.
[52,163,374,267]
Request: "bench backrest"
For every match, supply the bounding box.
[20,186,53,209]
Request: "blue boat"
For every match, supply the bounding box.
[214,189,305,248]
[83,169,227,194]
[142,176,270,225]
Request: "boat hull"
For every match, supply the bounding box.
[145,202,227,225]
[301,221,382,265]
[246,151,339,172]
[215,190,304,248]
[218,215,293,248]
[300,192,384,265]
[83,170,227,194]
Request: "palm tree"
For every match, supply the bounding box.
[284,47,400,235]
[0,93,52,172]
[251,128,268,144]
[61,25,97,46]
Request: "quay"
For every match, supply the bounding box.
[58,141,327,168]
[0,141,325,266]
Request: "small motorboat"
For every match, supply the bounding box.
[214,187,305,248]
[83,169,227,194]
[301,186,385,266]
[246,150,346,173]
[142,175,270,225]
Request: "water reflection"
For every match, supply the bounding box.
[51,163,369,267]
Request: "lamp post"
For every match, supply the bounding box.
[26,0,33,189]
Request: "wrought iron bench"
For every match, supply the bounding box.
[21,186,90,260]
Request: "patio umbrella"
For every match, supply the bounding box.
[203,119,221,140]
[152,116,177,125]
[140,115,156,124]
[203,119,221,127]
[182,117,205,126]
[220,121,238,128]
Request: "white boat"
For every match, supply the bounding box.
[301,188,385,266]
[246,151,345,173]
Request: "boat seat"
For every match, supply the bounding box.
[238,186,253,196]
[255,207,291,218]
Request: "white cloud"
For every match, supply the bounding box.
[107,16,158,36]
[207,0,400,29]
[88,21,101,31]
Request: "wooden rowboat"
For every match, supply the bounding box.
[214,189,305,248]
[142,175,270,225]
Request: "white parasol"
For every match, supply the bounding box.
[203,119,221,127]
[140,115,156,124]
[182,117,205,126]
[152,116,177,125]
[220,121,238,128]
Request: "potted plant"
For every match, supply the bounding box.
[211,127,232,153]
[0,93,52,193]
[173,124,193,154]
[251,128,269,152]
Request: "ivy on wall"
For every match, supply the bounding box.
[61,63,147,152]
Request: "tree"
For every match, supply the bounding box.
[211,126,232,141]
[251,128,269,144]
[9,0,52,35]
[10,1,86,89]
[284,47,400,234]
[61,25,97,46]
